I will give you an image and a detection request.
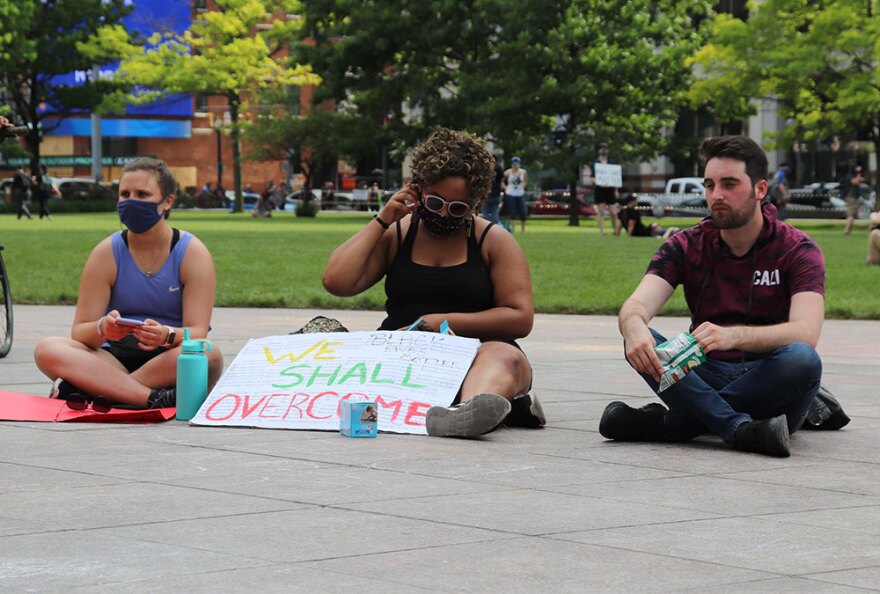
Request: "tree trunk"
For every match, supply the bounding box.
[567,164,580,227]
[229,94,243,213]
[27,128,41,178]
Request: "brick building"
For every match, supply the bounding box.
[4,0,299,196]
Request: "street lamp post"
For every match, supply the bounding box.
[214,116,224,193]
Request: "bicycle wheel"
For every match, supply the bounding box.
[0,247,12,358]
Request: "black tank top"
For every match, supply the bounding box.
[379,213,495,331]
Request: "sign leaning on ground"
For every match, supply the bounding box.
[191,332,481,435]
[594,163,623,188]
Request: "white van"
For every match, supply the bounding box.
[664,177,705,195]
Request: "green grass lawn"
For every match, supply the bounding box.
[1,211,877,318]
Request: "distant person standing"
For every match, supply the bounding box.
[502,156,528,233]
[12,165,33,220]
[269,181,287,211]
[592,143,621,236]
[34,164,53,220]
[215,183,228,208]
[769,162,791,218]
[197,181,215,208]
[842,164,865,235]
[482,160,504,224]
[368,182,383,212]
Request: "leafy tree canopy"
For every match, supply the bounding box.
[690,0,880,155]
[296,0,711,195]
[91,0,321,211]
[0,0,132,170]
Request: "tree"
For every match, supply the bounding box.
[297,0,712,225]
[295,0,495,158]
[244,107,376,208]
[689,0,880,163]
[481,0,712,225]
[0,0,132,175]
[106,0,319,212]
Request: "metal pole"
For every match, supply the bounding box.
[215,118,223,191]
[90,65,103,182]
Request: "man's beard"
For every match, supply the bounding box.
[710,189,759,229]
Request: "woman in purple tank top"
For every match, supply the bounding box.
[324,128,544,438]
[34,158,222,409]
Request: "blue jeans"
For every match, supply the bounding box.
[482,194,501,223]
[633,329,822,443]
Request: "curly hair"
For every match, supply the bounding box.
[410,128,496,206]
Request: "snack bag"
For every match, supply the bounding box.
[655,332,706,392]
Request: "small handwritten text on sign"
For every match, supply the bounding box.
[594,163,622,188]
[191,331,480,435]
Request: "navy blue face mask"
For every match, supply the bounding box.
[118,199,165,234]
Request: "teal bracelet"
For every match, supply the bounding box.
[373,214,390,229]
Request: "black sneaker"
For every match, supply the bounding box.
[599,401,669,441]
[147,387,176,409]
[801,385,851,430]
[426,393,511,438]
[733,414,790,457]
[49,378,94,401]
[504,391,546,428]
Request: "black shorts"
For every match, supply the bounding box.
[102,334,169,373]
[594,187,617,205]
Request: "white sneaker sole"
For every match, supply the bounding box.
[426,393,512,438]
[528,392,546,427]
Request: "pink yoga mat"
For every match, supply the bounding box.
[0,390,175,423]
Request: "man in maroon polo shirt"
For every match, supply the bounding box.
[600,136,825,457]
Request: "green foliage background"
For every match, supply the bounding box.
[1,212,876,319]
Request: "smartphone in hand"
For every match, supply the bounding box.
[115,317,145,327]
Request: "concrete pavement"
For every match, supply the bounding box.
[1,305,879,592]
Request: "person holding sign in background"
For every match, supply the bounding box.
[33,157,223,409]
[592,142,622,236]
[323,128,543,438]
[603,136,826,457]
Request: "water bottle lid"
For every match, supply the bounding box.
[181,327,212,353]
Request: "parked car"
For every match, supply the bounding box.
[528,190,597,217]
[55,177,111,200]
[804,181,875,209]
[791,182,876,219]
[630,192,678,217]
[0,177,13,202]
[664,177,705,195]
[226,190,261,211]
[283,189,322,212]
[324,191,357,210]
[663,197,708,218]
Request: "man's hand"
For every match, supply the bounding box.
[623,324,663,382]
[692,322,741,354]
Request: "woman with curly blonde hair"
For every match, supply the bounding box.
[323,128,543,438]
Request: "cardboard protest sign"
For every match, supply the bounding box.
[594,163,622,188]
[191,331,480,435]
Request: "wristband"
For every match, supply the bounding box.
[373,214,390,230]
[164,326,176,347]
[96,316,107,339]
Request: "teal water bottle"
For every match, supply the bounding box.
[176,328,213,421]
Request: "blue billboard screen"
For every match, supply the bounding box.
[48,0,193,122]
